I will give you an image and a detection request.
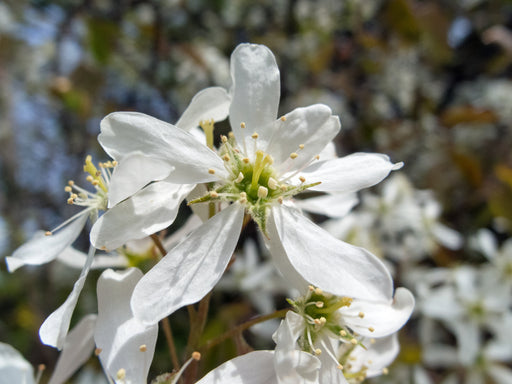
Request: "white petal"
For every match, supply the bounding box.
[176,87,230,131]
[488,364,512,384]
[342,288,415,338]
[107,152,174,207]
[6,214,88,272]
[420,286,463,320]
[131,203,245,324]
[39,246,96,349]
[450,320,480,365]
[57,247,128,270]
[269,205,393,301]
[301,153,403,193]
[229,44,280,159]
[350,334,400,378]
[475,229,497,261]
[294,193,358,218]
[48,314,97,384]
[0,342,35,384]
[266,105,340,172]
[196,350,278,384]
[95,268,158,384]
[274,312,320,384]
[431,223,463,250]
[90,181,195,250]
[99,112,227,180]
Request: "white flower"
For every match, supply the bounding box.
[92,43,400,325]
[94,268,158,384]
[0,342,36,384]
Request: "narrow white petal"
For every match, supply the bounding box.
[431,223,463,250]
[107,152,175,207]
[266,105,340,172]
[48,314,97,384]
[273,312,320,384]
[294,193,358,218]
[57,247,128,270]
[176,87,230,131]
[39,246,96,349]
[196,351,278,384]
[6,214,88,272]
[342,287,415,338]
[229,44,280,158]
[95,268,158,384]
[488,364,512,384]
[99,112,227,180]
[0,342,35,384]
[351,334,400,378]
[269,205,393,301]
[302,153,403,193]
[131,203,245,324]
[90,181,195,250]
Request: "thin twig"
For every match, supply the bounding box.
[200,308,290,352]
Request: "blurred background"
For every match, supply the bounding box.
[1,0,512,383]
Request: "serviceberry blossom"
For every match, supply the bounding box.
[92,43,402,325]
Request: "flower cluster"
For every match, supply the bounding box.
[5,43,412,383]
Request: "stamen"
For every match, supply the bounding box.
[251,133,259,139]
[209,191,219,198]
[268,177,278,190]
[350,338,358,345]
[358,312,365,319]
[368,327,375,332]
[280,116,287,121]
[208,168,216,174]
[299,144,305,149]
[257,186,268,199]
[290,152,298,159]
[221,135,228,143]
[240,122,246,128]
[139,344,147,352]
[95,348,102,355]
[382,368,389,375]
[223,154,230,161]
[45,231,52,236]
[116,368,126,380]
[299,176,306,183]
[235,172,244,183]
[169,352,202,384]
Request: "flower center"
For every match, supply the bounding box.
[189,126,319,234]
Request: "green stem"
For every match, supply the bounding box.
[199,308,290,352]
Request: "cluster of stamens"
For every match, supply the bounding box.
[289,286,380,382]
[45,156,114,236]
[188,120,322,233]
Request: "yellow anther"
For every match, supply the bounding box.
[92,180,99,186]
[308,285,315,291]
[368,360,373,364]
[139,344,147,352]
[368,326,375,332]
[221,135,228,143]
[340,330,347,337]
[370,338,376,344]
[315,301,324,308]
[95,348,102,356]
[350,338,358,345]
[223,154,230,161]
[68,180,74,186]
[382,368,389,375]
[277,196,284,204]
[192,351,201,361]
[314,348,322,355]
[243,157,250,164]
[358,312,365,319]
[112,160,118,166]
[229,132,235,138]
[240,122,246,128]
[315,155,320,160]
[67,198,75,205]
[86,175,94,183]
[257,186,268,199]
[64,186,72,192]
[290,152,298,159]
[314,287,323,295]
[208,168,216,174]
[209,191,219,198]
[239,192,248,204]
[299,176,306,183]
[299,144,305,149]
[38,364,46,371]
[45,231,52,236]
[83,156,107,192]
[235,172,244,183]
[280,116,287,121]
[337,364,343,370]
[251,132,259,139]
[116,368,126,380]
